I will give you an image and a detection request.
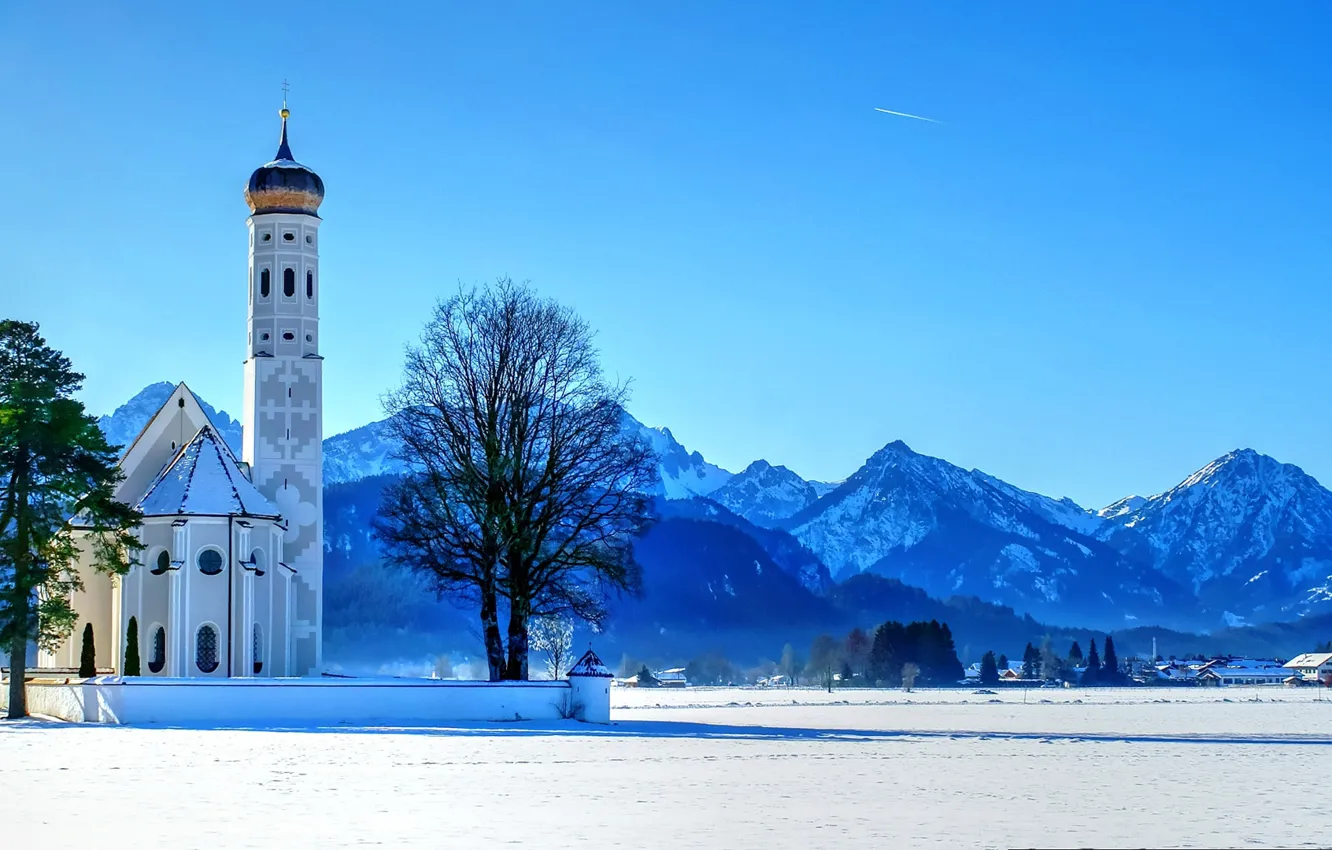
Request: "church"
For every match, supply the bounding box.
[40,105,327,678]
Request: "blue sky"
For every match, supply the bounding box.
[2,2,1329,508]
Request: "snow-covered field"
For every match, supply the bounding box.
[4,686,1330,849]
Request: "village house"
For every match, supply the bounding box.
[1282,653,1332,685]
[1194,658,1289,686]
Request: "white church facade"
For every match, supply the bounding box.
[40,106,326,679]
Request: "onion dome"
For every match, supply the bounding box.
[244,106,324,216]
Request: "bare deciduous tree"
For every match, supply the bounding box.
[374,280,656,681]
[807,633,841,693]
[901,662,920,692]
[529,615,573,680]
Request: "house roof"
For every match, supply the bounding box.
[1283,653,1332,669]
[136,426,281,520]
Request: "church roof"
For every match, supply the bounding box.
[567,648,613,678]
[136,426,281,520]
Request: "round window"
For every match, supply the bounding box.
[152,550,170,575]
[305,234,313,244]
[262,233,272,242]
[197,549,223,575]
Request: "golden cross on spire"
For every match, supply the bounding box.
[280,79,290,119]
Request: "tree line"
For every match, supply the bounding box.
[977,636,1129,686]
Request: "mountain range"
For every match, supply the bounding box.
[99,382,1332,665]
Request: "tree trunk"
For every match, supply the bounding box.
[504,598,529,681]
[479,583,505,682]
[7,636,26,719]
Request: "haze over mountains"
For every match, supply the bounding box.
[101,382,1332,664]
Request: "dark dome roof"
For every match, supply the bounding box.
[244,109,324,216]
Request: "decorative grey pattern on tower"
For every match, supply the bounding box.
[242,107,325,675]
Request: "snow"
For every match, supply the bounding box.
[137,427,280,518]
[5,687,1329,849]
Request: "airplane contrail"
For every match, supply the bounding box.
[874,107,941,124]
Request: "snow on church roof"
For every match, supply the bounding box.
[567,649,613,678]
[136,426,281,519]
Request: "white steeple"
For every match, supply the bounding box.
[241,101,325,676]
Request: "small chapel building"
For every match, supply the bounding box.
[39,104,328,679]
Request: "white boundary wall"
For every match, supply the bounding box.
[1,676,611,725]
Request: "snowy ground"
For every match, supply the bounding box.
[5,686,1330,849]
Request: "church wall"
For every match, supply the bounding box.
[38,536,117,671]
[134,522,175,676]
[181,518,231,678]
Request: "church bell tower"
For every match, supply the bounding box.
[241,101,325,675]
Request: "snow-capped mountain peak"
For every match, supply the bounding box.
[1095,449,1332,615]
[708,459,825,528]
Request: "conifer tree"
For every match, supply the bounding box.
[1084,639,1102,685]
[1021,642,1039,678]
[1,321,142,716]
[78,623,95,678]
[1102,635,1120,683]
[980,650,1000,686]
[997,653,1009,671]
[1068,641,1084,665]
[124,616,140,676]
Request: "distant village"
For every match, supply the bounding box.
[614,651,1332,690]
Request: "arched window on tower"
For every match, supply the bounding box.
[306,270,314,299]
[149,625,166,674]
[253,623,263,675]
[195,625,219,674]
[283,268,295,298]
[260,269,271,298]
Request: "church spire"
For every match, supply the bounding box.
[275,106,294,161]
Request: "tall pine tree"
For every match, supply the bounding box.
[1102,635,1120,683]
[0,321,142,716]
[979,651,1000,686]
[1021,642,1039,678]
[1068,641,1084,665]
[1084,638,1102,685]
[124,616,140,677]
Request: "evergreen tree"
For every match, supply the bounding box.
[1102,635,1120,683]
[997,653,1009,672]
[78,623,95,677]
[1084,639,1102,685]
[1021,642,1039,678]
[0,321,142,717]
[124,616,140,676]
[635,664,659,688]
[979,651,1000,686]
[1068,641,1084,665]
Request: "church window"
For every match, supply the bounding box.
[260,332,270,342]
[305,234,313,245]
[262,232,272,242]
[197,548,223,576]
[283,231,295,242]
[283,268,295,298]
[305,333,313,343]
[282,331,295,342]
[260,269,271,298]
[151,550,170,575]
[195,625,219,674]
[306,270,313,299]
[253,623,263,675]
[148,626,166,674]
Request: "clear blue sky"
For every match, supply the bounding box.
[3,2,1329,508]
